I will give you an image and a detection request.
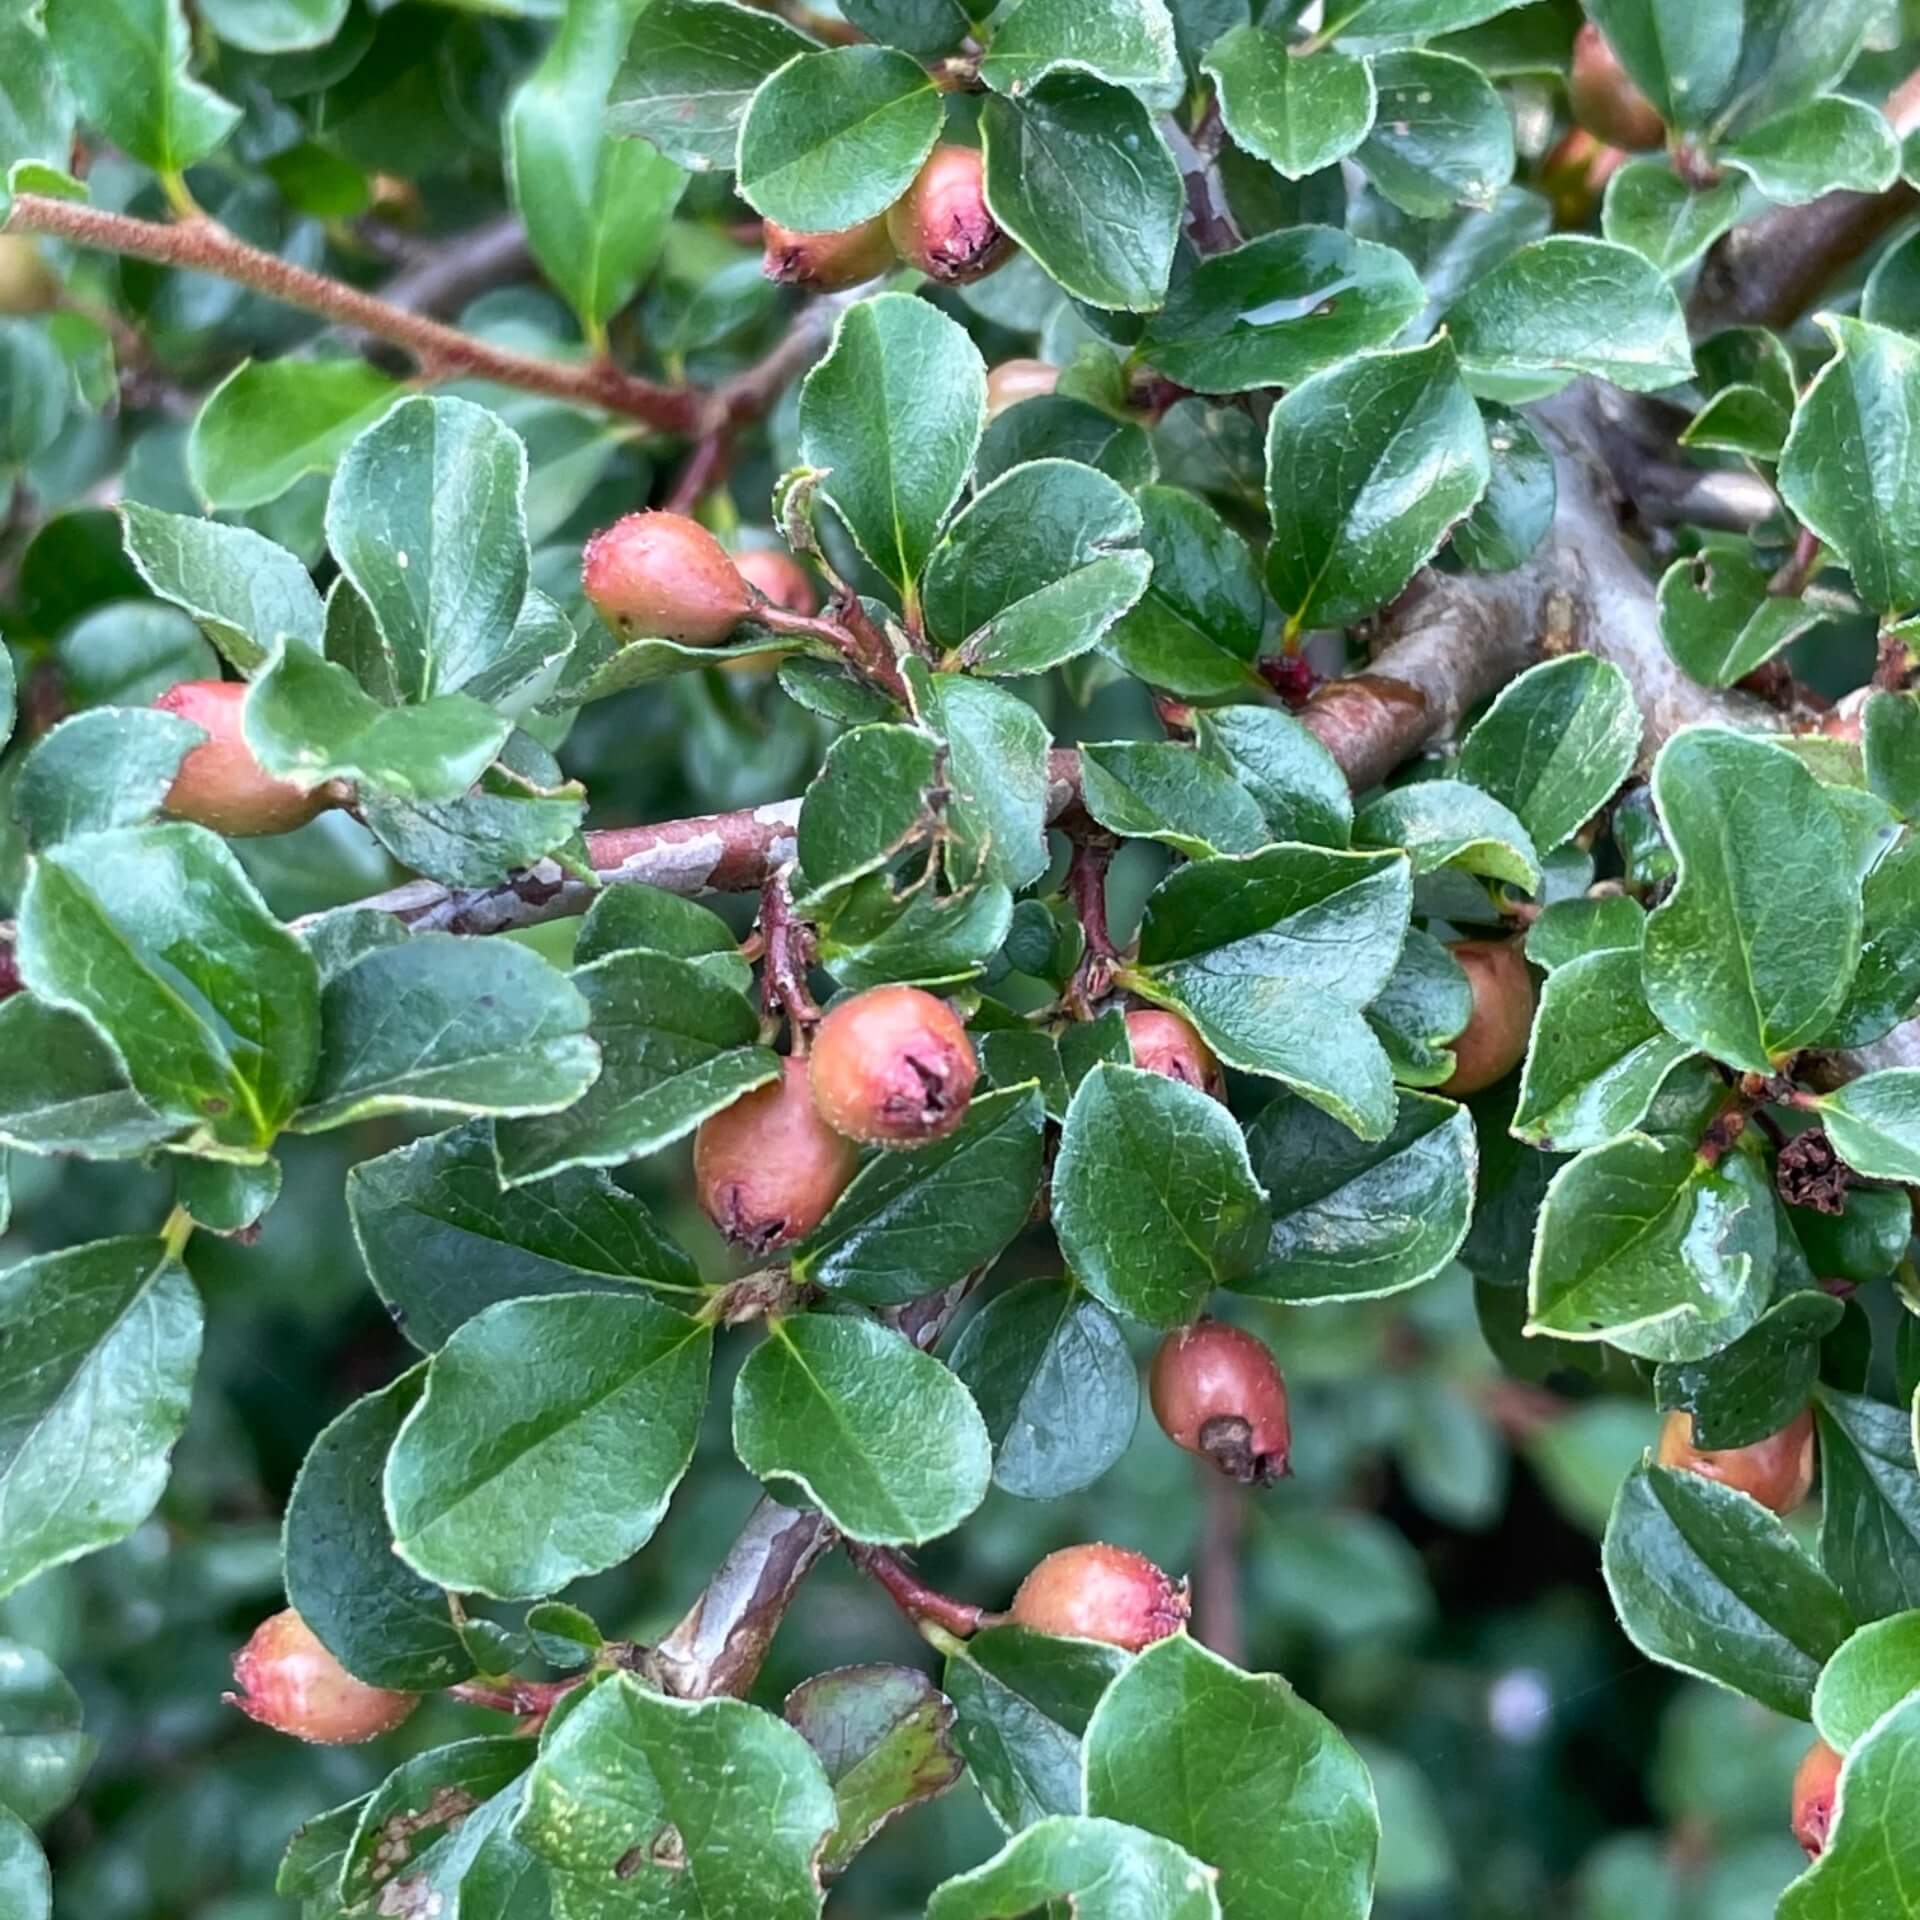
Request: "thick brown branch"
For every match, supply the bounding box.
[4,194,703,433]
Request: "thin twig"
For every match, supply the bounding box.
[759,868,823,1046]
[848,1545,989,1639]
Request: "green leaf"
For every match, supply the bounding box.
[1357,49,1514,217]
[980,75,1184,311]
[736,44,941,231]
[292,934,598,1132]
[1204,29,1375,180]
[189,360,403,512]
[518,1673,835,1920]
[1102,487,1263,699]
[1815,1388,1920,1622]
[1817,1070,1920,1182]
[0,647,11,757]
[386,1291,711,1600]
[979,0,1181,101]
[0,1236,201,1600]
[1813,1613,1920,1753]
[492,950,777,1186]
[10,707,199,851]
[1864,692,1920,821]
[283,1370,472,1693]
[0,13,73,216]
[120,504,324,673]
[798,292,986,600]
[1642,728,1863,1073]
[0,1811,47,1920]
[325,394,529,704]
[1828,833,1920,1048]
[1079,740,1269,856]
[1722,96,1898,206]
[1332,0,1531,37]
[943,1624,1129,1831]
[577,883,745,973]
[18,823,319,1157]
[1053,1061,1268,1326]
[797,722,942,905]
[1451,402,1556,572]
[930,677,1053,893]
[1656,547,1823,688]
[1193,706,1353,847]
[1263,335,1490,631]
[174,1153,279,1237]
[1680,381,1792,459]
[794,1085,1045,1307]
[1139,226,1423,396]
[1527,1135,1774,1360]
[732,1312,992,1545]
[198,0,345,53]
[1084,1634,1379,1920]
[1446,236,1693,401]
[1601,1463,1853,1719]
[1512,948,1694,1152]
[608,0,814,171]
[44,0,238,175]
[1600,160,1743,275]
[1244,1089,1475,1303]
[1131,844,1412,1138]
[245,645,512,803]
[1457,654,1641,852]
[978,392,1156,492]
[0,1641,93,1829]
[508,0,686,338]
[0,996,174,1159]
[928,1816,1222,1919]
[923,459,1150,675]
[1780,316,1920,621]
[785,1665,964,1878]
[348,1119,700,1353]
[1355,779,1540,890]
[1366,926,1472,1086]
[1779,1693,1920,1918]
[949,1277,1139,1499]
[1526,895,1646,973]
[818,876,1014,991]
[843,0,969,58]
[1654,1290,1841,1451]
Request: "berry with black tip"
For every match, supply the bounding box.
[1150,1319,1291,1484]
[694,1056,858,1253]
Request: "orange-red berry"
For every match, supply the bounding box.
[1150,1320,1290,1484]
[1792,1738,1844,1858]
[1126,1008,1224,1100]
[155,680,332,837]
[227,1608,419,1745]
[581,511,753,646]
[809,985,977,1149]
[887,145,1011,286]
[1438,940,1535,1097]
[985,358,1060,422]
[1657,1409,1817,1516]
[1569,24,1665,151]
[761,215,897,290]
[735,547,819,618]
[1009,1544,1189,1652]
[694,1056,859,1253]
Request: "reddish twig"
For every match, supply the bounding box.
[1191,1466,1245,1664]
[1060,812,1120,1016]
[1769,526,1823,600]
[757,596,911,703]
[447,1674,583,1720]
[665,428,732,516]
[849,1545,988,1639]
[759,868,823,1046]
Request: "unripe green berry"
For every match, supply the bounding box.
[1009,1544,1189,1651]
[227,1608,419,1744]
[809,985,977,1149]
[582,511,753,647]
[154,680,332,837]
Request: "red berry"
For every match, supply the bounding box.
[581,511,753,646]
[887,145,1011,286]
[984,358,1059,422]
[694,1056,859,1253]
[735,547,819,618]
[1125,1008,1224,1101]
[1656,1409,1817,1515]
[1792,1738,1844,1858]
[1569,25,1666,152]
[154,680,332,837]
[226,1608,419,1745]
[1008,1544,1189,1652]
[808,985,977,1149]
[1437,940,1534,1097]
[1150,1320,1290,1484]
[761,215,896,290]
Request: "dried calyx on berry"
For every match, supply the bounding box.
[1568,24,1665,150]
[1792,1738,1843,1858]
[761,214,897,290]
[1656,1408,1817,1515]
[1008,1543,1189,1652]
[1438,939,1535,1097]
[582,510,753,646]
[694,1056,858,1253]
[888,144,1011,285]
[155,680,334,837]
[1125,1007,1225,1100]
[227,1607,420,1744]
[1150,1319,1291,1484]
[809,984,978,1148]
[734,546,819,618]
